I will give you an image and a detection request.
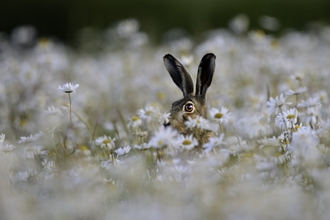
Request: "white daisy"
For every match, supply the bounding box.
[185,116,214,131]
[133,143,151,150]
[298,97,321,109]
[43,106,62,115]
[300,106,319,126]
[114,146,131,156]
[275,108,298,130]
[203,134,224,153]
[32,145,48,156]
[275,114,287,131]
[1,144,15,153]
[95,135,116,150]
[57,83,79,94]
[18,131,44,144]
[284,87,308,96]
[74,145,92,157]
[137,105,158,123]
[266,94,291,115]
[149,126,178,148]
[127,116,142,129]
[209,107,231,124]
[177,134,198,150]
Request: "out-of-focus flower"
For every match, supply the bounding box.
[0,133,5,146]
[203,134,224,153]
[14,171,30,182]
[22,146,48,159]
[229,14,249,34]
[114,146,131,156]
[236,115,268,139]
[138,105,158,123]
[254,155,277,171]
[290,71,305,81]
[300,107,320,127]
[95,135,116,150]
[133,143,151,150]
[223,136,250,156]
[180,55,194,66]
[298,97,321,109]
[127,116,142,129]
[42,160,56,173]
[116,19,139,38]
[149,126,178,148]
[75,145,92,157]
[209,107,231,124]
[1,144,15,153]
[18,131,44,144]
[285,87,308,96]
[57,83,79,94]
[259,16,280,31]
[266,94,291,115]
[43,106,62,115]
[291,126,321,167]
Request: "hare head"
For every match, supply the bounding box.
[163,53,216,148]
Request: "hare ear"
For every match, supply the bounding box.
[163,54,194,97]
[195,53,216,98]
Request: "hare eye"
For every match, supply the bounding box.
[184,102,195,113]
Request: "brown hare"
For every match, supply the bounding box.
[163,53,216,149]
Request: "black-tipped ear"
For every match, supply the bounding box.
[163,54,194,97]
[195,53,216,98]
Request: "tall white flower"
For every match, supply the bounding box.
[57,83,79,94]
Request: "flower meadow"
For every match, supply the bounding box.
[1,18,330,219]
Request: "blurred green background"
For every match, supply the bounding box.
[1,0,330,44]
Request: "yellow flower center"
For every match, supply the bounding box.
[132,116,140,121]
[182,140,192,145]
[78,145,88,151]
[286,114,295,119]
[103,139,111,144]
[214,113,224,119]
[145,110,153,116]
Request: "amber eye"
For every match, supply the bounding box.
[184,102,195,113]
